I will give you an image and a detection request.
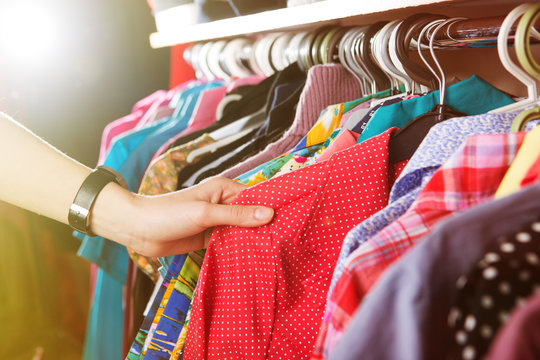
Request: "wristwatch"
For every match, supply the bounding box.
[68,165,128,236]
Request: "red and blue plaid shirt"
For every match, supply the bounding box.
[315,131,528,358]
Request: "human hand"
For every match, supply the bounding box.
[91,177,274,257]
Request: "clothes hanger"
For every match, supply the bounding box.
[311,26,333,66]
[417,17,467,105]
[222,38,254,78]
[324,26,349,64]
[388,21,422,93]
[338,27,368,94]
[285,31,308,66]
[388,17,468,163]
[371,20,409,92]
[350,26,378,94]
[511,2,540,132]
[515,2,540,78]
[207,40,230,80]
[271,33,294,71]
[198,42,217,80]
[394,13,448,91]
[248,37,266,76]
[319,26,341,64]
[357,21,392,92]
[257,33,281,76]
[184,43,205,80]
[489,3,539,114]
[298,29,318,71]
[351,26,379,93]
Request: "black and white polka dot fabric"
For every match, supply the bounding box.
[447,220,540,360]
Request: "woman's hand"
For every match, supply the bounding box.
[91,177,274,257]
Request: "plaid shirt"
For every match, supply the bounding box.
[317,132,527,358]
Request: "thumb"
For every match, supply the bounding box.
[203,203,274,228]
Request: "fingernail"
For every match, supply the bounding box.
[255,207,274,221]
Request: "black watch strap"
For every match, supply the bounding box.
[68,165,128,236]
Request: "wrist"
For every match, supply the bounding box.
[90,182,139,245]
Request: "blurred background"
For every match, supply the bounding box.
[0,0,169,358]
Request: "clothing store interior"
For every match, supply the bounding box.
[2,0,540,359]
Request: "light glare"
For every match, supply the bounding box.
[0,3,61,65]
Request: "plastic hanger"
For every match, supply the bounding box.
[357,22,392,93]
[222,38,254,78]
[184,43,205,80]
[197,42,217,80]
[338,27,368,94]
[394,13,448,91]
[319,27,341,64]
[388,21,423,93]
[372,20,410,92]
[350,27,375,93]
[248,37,266,76]
[271,33,294,71]
[511,2,540,132]
[311,26,333,66]
[207,40,230,80]
[351,26,380,93]
[285,31,308,66]
[324,27,349,64]
[388,17,467,163]
[297,29,318,71]
[515,2,540,78]
[489,3,539,114]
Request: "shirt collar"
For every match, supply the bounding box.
[389,112,519,203]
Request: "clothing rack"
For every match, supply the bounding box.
[151,0,537,48]
[437,15,540,46]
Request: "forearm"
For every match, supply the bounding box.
[0,112,274,256]
[0,112,96,224]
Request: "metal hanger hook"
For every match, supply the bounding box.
[429,17,467,105]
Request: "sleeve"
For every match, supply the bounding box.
[184,224,277,360]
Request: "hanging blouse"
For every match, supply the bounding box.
[184,128,405,360]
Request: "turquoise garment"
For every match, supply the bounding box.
[358,75,515,142]
[82,270,123,360]
[78,81,219,360]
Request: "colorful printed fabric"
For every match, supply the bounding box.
[183,129,406,360]
[320,132,527,358]
[293,87,402,152]
[127,256,184,359]
[142,251,205,360]
[127,134,216,281]
[235,142,325,186]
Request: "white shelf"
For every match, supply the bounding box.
[149,0,461,48]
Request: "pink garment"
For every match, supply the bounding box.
[98,109,145,165]
[316,129,360,163]
[132,89,167,114]
[226,75,266,93]
[219,64,364,179]
[149,86,227,163]
[98,86,189,164]
[135,84,189,129]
